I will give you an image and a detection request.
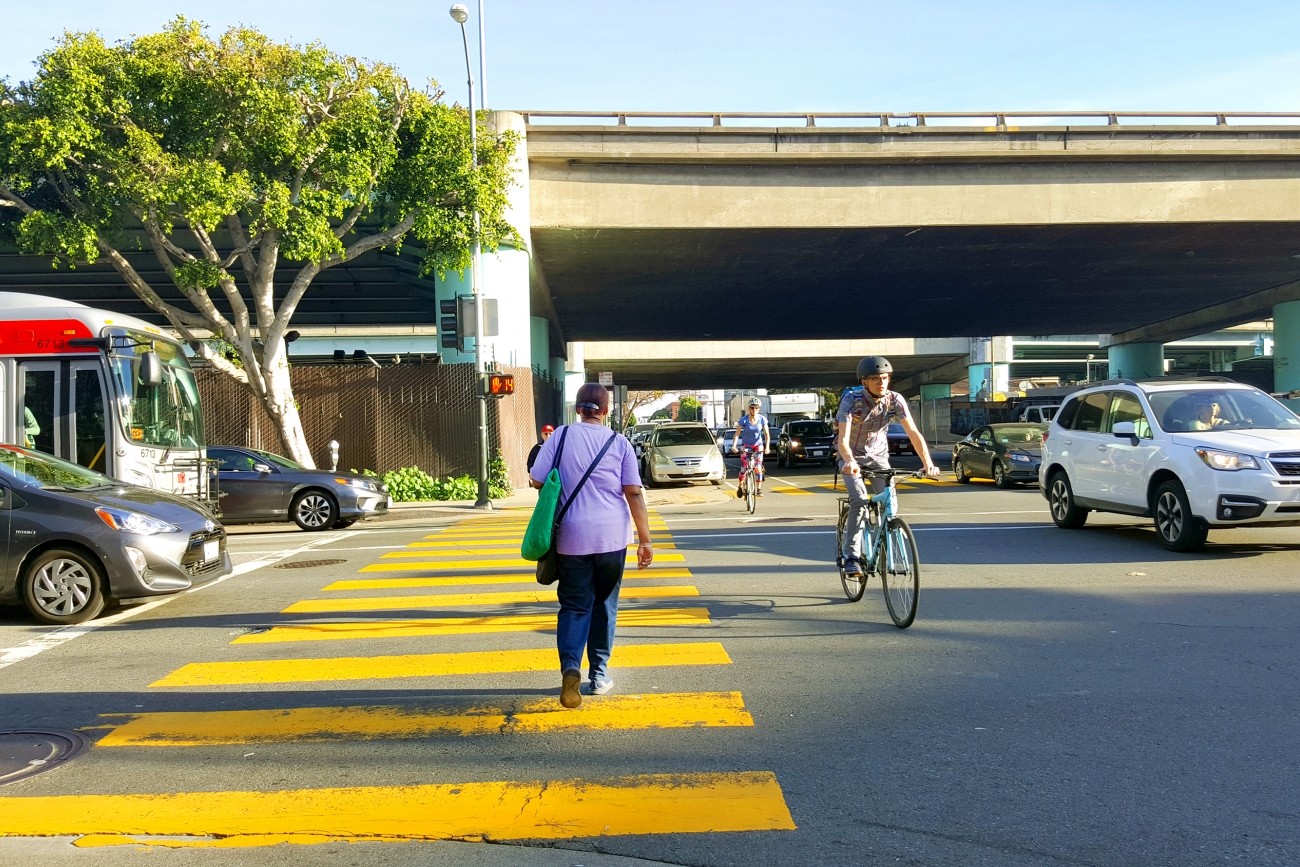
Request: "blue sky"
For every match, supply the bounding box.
[5,1,1300,113]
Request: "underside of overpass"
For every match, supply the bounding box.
[542,222,1300,389]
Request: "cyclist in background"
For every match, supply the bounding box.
[837,356,941,577]
[732,398,771,498]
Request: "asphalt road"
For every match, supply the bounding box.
[1,456,1298,866]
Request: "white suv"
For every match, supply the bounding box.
[1038,377,1300,551]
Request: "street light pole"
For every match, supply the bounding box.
[450,3,491,509]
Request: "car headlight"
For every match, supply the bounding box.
[1195,448,1259,471]
[789,438,801,449]
[654,451,676,466]
[1010,454,1032,463]
[95,507,180,535]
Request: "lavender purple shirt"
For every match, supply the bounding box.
[528,422,641,556]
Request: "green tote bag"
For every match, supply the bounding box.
[521,427,568,561]
[522,467,563,560]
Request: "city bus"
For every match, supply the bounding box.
[0,293,212,501]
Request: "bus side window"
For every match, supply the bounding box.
[22,369,56,454]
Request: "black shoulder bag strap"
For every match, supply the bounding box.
[547,425,570,479]
[553,430,618,528]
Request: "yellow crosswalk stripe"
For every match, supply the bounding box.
[767,486,811,495]
[150,641,732,687]
[396,543,679,555]
[95,691,752,745]
[324,566,695,591]
[412,532,673,547]
[232,607,711,643]
[370,551,686,566]
[0,772,795,840]
[283,584,697,613]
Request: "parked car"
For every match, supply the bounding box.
[887,423,914,455]
[1017,403,1061,424]
[716,429,737,454]
[776,419,836,467]
[0,444,230,624]
[952,423,1046,488]
[639,423,726,487]
[1039,377,1300,551]
[209,446,391,531]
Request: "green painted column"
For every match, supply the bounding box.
[1106,342,1165,381]
[1274,299,1300,411]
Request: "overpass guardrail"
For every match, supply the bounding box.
[516,110,1300,130]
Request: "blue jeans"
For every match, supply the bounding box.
[556,549,625,681]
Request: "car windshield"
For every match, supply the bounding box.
[246,449,305,470]
[790,422,832,437]
[888,424,906,435]
[655,427,715,446]
[1148,389,1300,433]
[996,426,1044,445]
[0,444,116,490]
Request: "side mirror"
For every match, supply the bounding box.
[252,463,273,473]
[1112,420,1139,444]
[138,352,163,387]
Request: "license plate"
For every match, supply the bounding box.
[809,449,825,456]
[203,540,219,563]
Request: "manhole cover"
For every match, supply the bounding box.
[275,558,347,569]
[0,729,90,786]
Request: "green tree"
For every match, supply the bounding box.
[0,18,516,466]
[677,394,701,422]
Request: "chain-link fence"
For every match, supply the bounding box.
[196,362,563,489]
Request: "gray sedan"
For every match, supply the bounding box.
[0,444,230,624]
[210,446,391,531]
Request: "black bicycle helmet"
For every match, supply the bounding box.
[856,356,893,379]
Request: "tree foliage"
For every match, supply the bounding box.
[0,18,516,465]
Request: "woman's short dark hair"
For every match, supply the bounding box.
[574,383,611,419]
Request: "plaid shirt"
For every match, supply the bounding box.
[836,387,911,464]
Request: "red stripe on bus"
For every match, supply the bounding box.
[0,319,98,353]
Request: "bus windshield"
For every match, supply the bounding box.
[107,329,206,449]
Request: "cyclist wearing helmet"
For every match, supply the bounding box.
[836,356,940,577]
[732,398,771,498]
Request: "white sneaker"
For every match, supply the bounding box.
[590,676,614,695]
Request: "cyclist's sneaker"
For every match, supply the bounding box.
[756,489,764,496]
[844,558,864,578]
[737,485,746,498]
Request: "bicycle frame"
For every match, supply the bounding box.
[836,467,921,627]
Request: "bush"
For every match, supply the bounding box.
[376,465,509,502]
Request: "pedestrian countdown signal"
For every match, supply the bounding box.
[484,373,515,397]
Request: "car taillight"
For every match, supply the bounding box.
[1041,430,1050,443]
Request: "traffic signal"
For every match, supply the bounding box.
[484,373,515,397]
[439,296,474,352]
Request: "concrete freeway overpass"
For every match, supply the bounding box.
[3,110,1300,395]
[521,110,1300,392]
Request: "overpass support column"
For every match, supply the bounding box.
[1274,299,1300,410]
[967,337,1012,400]
[1106,342,1165,381]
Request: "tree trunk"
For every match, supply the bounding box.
[262,345,315,468]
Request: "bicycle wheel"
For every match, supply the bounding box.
[837,498,866,601]
[880,517,919,628]
[745,472,758,514]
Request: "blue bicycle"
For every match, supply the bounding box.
[835,468,922,628]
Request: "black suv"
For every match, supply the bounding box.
[777,420,836,467]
